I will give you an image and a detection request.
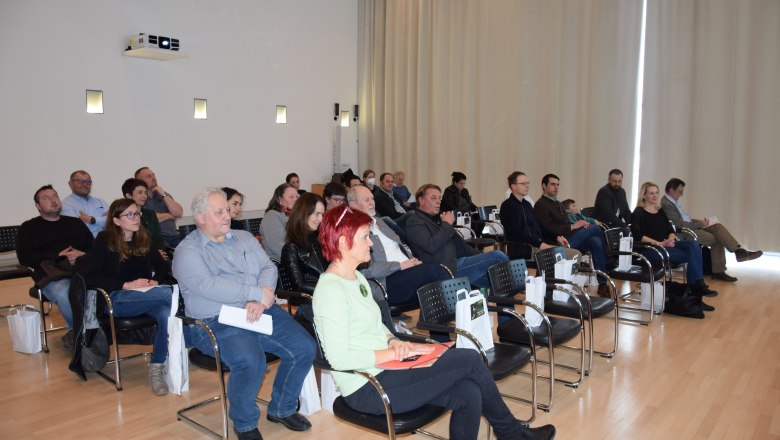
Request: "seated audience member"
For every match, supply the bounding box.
[661,178,762,282]
[500,172,560,260]
[122,178,166,253]
[77,198,173,395]
[534,174,610,295]
[441,171,478,214]
[16,185,94,350]
[286,172,307,196]
[323,181,347,211]
[173,188,316,440]
[258,183,300,260]
[632,182,718,299]
[134,166,184,248]
[374,172,407,220]
[363,169,377,193]
[405,184,508,288]
[392,170,412,207]
[563,199,602,226]
[61,170,107,237]
[281,193,326,294]
[222,187,246,230]
[593,169,631,228]
[346,176,363,188]
[348,186,450,305]
[313,205,556,440]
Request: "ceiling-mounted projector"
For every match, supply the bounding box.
[128,33,180,51]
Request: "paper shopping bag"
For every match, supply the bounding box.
[7,306,41,354]
[165,285,189,394]
[298,367,322,415]
[617,235,633,271]
[524,276,547,327]
[455,289,494,351]
[640,281,664,313]
[553,254,578,301]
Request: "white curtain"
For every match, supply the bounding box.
[358,0,643,207]
[641,0,780,250]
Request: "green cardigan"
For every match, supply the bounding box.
[313,272,392,396]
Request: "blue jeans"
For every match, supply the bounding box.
[109,286,172,363]
[567,226,609,282]
[456,250,509,288]
[345,348,524,440]
[42,278,74,330]
[640,239,704,283]
[386,262,451,305]
[185,305,316,433]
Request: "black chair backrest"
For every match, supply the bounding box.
[416,277,471,325]
[581,206,596,218]
[476,205,498,221]
[271,258,296,291]
[247,218,263,236]
[488,259,527,298]
[0,225,20,253]
[604,227,631,254]
[534,247,567,278]
[179,224,197,239]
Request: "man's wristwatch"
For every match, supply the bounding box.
[89,216,96,224]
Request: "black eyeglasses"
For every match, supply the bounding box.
[118,211,141,220]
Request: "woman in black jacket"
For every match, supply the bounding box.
[280,193,327,294]
[79,198,173,396]
[441,171,478,214]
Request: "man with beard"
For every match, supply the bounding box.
[594,169,631,228]
[16,185,94,349]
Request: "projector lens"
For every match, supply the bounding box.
[159,37,171,49]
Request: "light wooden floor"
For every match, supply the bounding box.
[2,254,779,440]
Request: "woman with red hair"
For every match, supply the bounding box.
[313,205,555,440]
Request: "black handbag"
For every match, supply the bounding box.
[81,327,109,372]
[663,282,705,319]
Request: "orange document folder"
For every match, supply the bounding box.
[377,342,454,370]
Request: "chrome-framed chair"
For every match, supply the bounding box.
[534,247,619,370]
[486,259,586,411]
[603,227,667,325]
[416,276,539,422]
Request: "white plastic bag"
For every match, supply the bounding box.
[524,276,547,327]
[455,289,494,351]
[165,285,189,395]
[617,235,633,271]
[298,367,322,415]
[320,370,340,414]
[640,281,664,313]
[553,254,578,302]
[7,306,41,354]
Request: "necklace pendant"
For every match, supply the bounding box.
[359,284,368,297]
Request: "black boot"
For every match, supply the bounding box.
[692,279,718,297]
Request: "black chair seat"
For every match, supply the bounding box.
[332,397,446,435]
[497,316,581,347]
[465,237,497,249]
[0,264,31,281]
[388,301,419,317]
[100,315,156,330]
[608,267,665,282]
[486,343,532,381]
[188,347,280,372]
[544,295,616,320]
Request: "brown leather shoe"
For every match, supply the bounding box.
[735,248,763,262]
[711,272,738,282]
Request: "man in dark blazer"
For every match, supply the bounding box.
[661,178,762,282]
[593,169,631,228]
[405,184,508,289]
[348,185,449,304]
[374,173,407,220]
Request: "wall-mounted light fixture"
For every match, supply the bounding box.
[276,105,287,124]
[339,111,350,127]
[334,103,340,121]
[194,98,208,119]
[86,90,103,114]
[353,104,359,122]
